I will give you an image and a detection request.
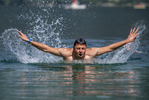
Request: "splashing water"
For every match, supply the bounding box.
[1,5,147,65]
[96,21,147,64]
[1,21,147,64]
[1,6,65,63]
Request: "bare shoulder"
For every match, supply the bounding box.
[58,48,72,52]
[58,48,73,57]
[87,47,100,52]
[89,47,111,56]
[86,47,100,56]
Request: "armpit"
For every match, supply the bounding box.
[95,48,101,56]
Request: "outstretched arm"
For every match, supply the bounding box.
[18,31,61,56]
[96,28,139,56]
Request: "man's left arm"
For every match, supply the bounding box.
[96,28,139,56]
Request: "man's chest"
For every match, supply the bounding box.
[65,55,92,61]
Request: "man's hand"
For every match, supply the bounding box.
[126,28,139,43]
[18,31,29,42]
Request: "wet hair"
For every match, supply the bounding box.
[73,38,86,47]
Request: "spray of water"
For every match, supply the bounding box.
[96,21,147,64]
[1,20,147,64]
[0,4,147,64]
[1,6,65,63]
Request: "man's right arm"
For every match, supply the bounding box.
[18,31,61,56]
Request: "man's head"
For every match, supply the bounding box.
[73,38,87,59]
[74,38,86,47]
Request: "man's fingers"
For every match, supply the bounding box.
[18,35,21,37]
[17,30,21,33]
[130,29,133,34]
[17,30,23,36]
[134,29,139,34]
[130,28,139,35]
[17,30,21,34]
[135,33,139,37]
[132,28,136,33]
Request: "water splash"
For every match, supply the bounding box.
[96,21,147,64]
[1,21,147,64]
[1,5,147,64]
[1,6,65,64]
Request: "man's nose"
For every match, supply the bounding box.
[79,49,83,52]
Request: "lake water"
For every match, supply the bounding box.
[0,5,149,100]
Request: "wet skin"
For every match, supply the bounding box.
[73,44,86,59]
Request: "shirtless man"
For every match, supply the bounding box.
[18,28,139,61]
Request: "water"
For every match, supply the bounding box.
[0,5,149,100]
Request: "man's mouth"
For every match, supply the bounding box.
[79,53,83,57]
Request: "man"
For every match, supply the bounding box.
[18,28,139,61]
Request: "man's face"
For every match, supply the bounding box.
[74,44,86,59]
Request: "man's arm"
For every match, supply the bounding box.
[96,28,139,56]
[18,31,61,56]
